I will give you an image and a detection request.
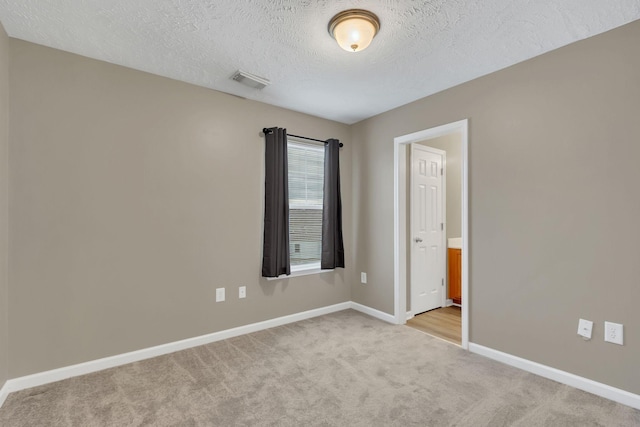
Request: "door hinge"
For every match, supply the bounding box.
[441,223,444,231]
[441,168,443,176]
[442,278,444,287]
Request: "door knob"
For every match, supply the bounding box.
[414,237,423,243]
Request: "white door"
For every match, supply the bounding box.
[411,144,445,314]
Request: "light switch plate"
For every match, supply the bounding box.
[239,286,246,299]
[361,272,367,284]
[577,319,593,339]
[216,287,225,302]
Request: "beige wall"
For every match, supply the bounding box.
[8,40,352,377]
[0,21,9,388]
[352,20,640,394]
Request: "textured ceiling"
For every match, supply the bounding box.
[0,1,639,124]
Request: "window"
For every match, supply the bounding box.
[261,127,343,278]
[287,138,324,270]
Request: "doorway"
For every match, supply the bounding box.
[393,119,469,349]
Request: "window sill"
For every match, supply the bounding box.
[266,265,334,280]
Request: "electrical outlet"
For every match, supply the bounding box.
[239,286,246,299]
[577,319,593,340]
[361,272,367,284]
[604,321,623,345]
[216,287,225,302]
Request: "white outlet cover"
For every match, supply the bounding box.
[577,319,593,339]
[216,287,225,302]
[604,321,623,345]
[361,272,367,284]
[239,286,246,299]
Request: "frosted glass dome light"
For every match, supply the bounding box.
[328,9,380,53]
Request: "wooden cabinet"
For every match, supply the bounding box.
[448,248,462,305]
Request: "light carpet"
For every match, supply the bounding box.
[1,310,638,426]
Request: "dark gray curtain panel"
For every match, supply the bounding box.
[321,139,345,269]
[262,127,291,277]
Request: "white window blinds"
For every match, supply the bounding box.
[287,139,324,268]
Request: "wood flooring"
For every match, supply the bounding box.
[406,306,461,345]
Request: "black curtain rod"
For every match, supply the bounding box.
[262,128,344,148]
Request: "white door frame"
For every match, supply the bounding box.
[410,144,447,313]
[393,119,469,349]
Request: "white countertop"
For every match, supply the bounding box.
[448,237,462,249]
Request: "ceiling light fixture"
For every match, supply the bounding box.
[328,9,380,53]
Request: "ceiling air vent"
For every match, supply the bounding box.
[231,70,270,90]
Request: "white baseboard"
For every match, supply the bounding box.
[3,308,636,412]
[469,343,640,410]
[445,299,453,307]
[406,311,414,321]
[0,381,9,408]
[350,301,397,324]
[0,301,353,403]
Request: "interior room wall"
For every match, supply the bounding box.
[351,20,640,394]
[406,133,462,310]
[0,21,9,389]
[8,39,352,378]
